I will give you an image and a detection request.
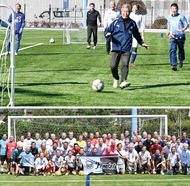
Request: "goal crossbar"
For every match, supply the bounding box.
[8,114,168,138]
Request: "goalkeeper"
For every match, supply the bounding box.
[6,3,25,55]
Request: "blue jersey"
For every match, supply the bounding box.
[179,149,190,165]
[104,16,144,53]
[8,11,25,33]
[167,13,188,39]
[0,139,9,155]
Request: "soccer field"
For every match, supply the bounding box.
[2,29,190,106]
[0,174,190,186]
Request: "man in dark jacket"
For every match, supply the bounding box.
[104,3,148,89]
[86,3,102,49]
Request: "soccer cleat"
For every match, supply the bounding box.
[172,65,177,71]
[86,45,90,49]
[15,52,18,56]
[120,81,131,89]
[93,46,96,50]
[160,170,164,175]
[179,61,183,68]
[130,63,136,67]
[113,79,118,88]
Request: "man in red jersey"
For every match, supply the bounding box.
[150,140,163,155]
[6,136,17,173]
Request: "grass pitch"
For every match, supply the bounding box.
[2,29,190,106]
[0,174,190,186]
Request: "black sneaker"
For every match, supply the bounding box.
[172,65,177,71]
[180,61,183,68]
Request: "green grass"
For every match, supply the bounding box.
[0,174,190,186]
[2,29,190,106]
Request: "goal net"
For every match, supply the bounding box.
[7,115,168,141]
[0,4,16,106]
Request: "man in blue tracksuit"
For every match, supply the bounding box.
[104,3,148,89]
[6,3,25,55]
[167,3,189,71]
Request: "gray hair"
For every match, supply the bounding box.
[121,3,131,10]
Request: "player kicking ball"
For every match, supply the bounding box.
[104,3,148,89]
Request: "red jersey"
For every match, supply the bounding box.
[89,139,97,146]
[52,139,59,146]
[72,147,80,156]
[6,141,17,158]
[150,144,162,154]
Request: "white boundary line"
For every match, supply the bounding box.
[18,43,43,51]
[1,43,43,56]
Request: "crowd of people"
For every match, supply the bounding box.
[0,130,190,177]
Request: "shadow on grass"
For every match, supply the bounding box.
[17,81,88,86]
[128,82,190,90]
[15,87,68,97]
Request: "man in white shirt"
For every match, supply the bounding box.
[114,143,127,175]
[68,131,76,148]
[95,138,107,155]
[104,1,120,54]
[52,149,64,173]
[58,132,69,148]
[42,133,52,151]
[126,143,138,174]
[34,152,48,176]
[24,132,33,148]
[129,2,145,66]
[167,146,180,175]
[138,146,151,174]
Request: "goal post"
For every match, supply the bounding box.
[0,4,15,107]
[8,114,168,140]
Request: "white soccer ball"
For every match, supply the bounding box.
[50,38,55,43]
[92,79,104,92]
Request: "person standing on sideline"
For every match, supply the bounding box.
[104,3,148,89]
[129,2,145,67]
[167,3,189,71]
[86,3,102,50]
[6,3,25,56]
[104,1,120,54]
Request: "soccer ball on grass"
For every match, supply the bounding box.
[92,79,104,92]
[49,38,55,43]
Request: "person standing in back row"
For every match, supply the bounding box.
[86,3,102,50]
[104,1,120,55]
[167,3,189,71]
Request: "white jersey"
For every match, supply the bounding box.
[167,152,179,167]
[68,138,76,147]
[65,155,75,168]
[163,146,171,155]
[175,143,183,154]
[126,149,138,161]
[24,138,33,147]
[35,157,48,169]
[139,150,151,165]
[95,143,107,155]
[130,12,144,32]
[114,149,127,165]
[52,155,64,168]
[58,138,69,148]
[104,8,120,28]
[42,139,52,151]
[60,146,71,159]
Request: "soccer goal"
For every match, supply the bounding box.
[7,114,168,141]
[0,4,16,107]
